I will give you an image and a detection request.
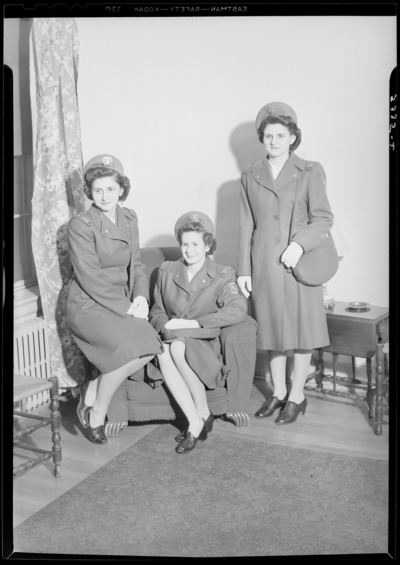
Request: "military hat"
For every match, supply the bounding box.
[174,211,214,240]
[83,154,124,176]
[255,102,298,132]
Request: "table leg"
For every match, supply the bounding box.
[332,354,338,391]
[315,350,324,389]
[374,342,384,436]
[366,358,374,419]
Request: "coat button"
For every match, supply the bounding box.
[275,237,280,243]
[294,174,297,177]
[202,280,206,283]
[105,229,109,234]
[256,175,260,178]
[274,215,279,220]
[127,224,129,227]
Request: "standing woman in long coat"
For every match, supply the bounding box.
[237,102,333,424]
[67,154,164,444]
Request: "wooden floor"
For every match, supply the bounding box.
[13,378,388,528]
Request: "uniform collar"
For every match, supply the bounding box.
[253,153,306,193]
[88,204,130,242]
[170,256,216,294]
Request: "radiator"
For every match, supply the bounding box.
[14,317,51,412]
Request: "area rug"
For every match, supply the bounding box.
[13,424,388,557]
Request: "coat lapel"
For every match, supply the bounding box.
[171,260,190,294]
[88,205,130,244]
[189,256,216,292]
[252,158,277,195]
[275,153,306,192]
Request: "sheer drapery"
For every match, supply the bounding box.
[30,18,90,388]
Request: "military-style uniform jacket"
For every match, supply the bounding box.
[237,152,333,351]
[149,256,248,389]
[66,204,163,375]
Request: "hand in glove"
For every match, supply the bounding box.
[281,241,304,269]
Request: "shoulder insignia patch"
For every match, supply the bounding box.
[242,163,252,174]
[306,161,316,171]
[228,282,239,294]
[159,261,170,271]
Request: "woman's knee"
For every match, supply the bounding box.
[157,344,174,367]
[170,340,186,362]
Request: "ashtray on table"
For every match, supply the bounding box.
[347,301,370,312]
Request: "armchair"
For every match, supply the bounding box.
[105,247,257,436]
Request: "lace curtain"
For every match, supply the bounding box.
[30,18,91,389]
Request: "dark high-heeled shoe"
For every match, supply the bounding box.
[87,411,108,445]
[274,398,307,425]
[175,411,214,442]
[255,393,289,418]
[76,381,92,428]
[175,420,208,454]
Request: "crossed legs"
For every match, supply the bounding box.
[88,355,155,428]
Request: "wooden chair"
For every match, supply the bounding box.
[13,373,62,478]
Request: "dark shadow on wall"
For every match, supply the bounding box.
[214,122,265,270]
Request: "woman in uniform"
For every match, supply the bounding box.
[67,154,164,444]
[149,212,248,453]
[237,102,333,425]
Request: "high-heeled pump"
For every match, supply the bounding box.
[76,381,93,428]
[275,397,307,425]
[87,411,108,445]
[175,411,214,442]
[255,393,289,418]
[175,419,208,454]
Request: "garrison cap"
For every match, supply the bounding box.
[255,102,298,132]
[174,211,214,240]
[83,154,124,176]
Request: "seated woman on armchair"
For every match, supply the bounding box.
[148,211,248,454]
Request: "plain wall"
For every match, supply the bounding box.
[77,16,395,308]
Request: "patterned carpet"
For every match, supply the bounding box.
[14,424,388,557]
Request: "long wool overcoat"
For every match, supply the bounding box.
[237,152,333,351]
[67,205,163,374]
[149,256,248,389]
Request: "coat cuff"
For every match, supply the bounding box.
[151,316,169,334]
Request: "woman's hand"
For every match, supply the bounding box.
[163,318,200,330]
[281,241,304,268]
[130,296,149,319]
[237,276,252,298]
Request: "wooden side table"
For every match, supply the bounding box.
[305,301,389,435]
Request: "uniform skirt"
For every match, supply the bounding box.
[67,290,164,376]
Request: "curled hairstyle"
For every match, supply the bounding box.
[257,115,302,151]
[177,221,217,256]
[84,166,131,202]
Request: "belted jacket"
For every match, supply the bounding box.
[149,256,248,338]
